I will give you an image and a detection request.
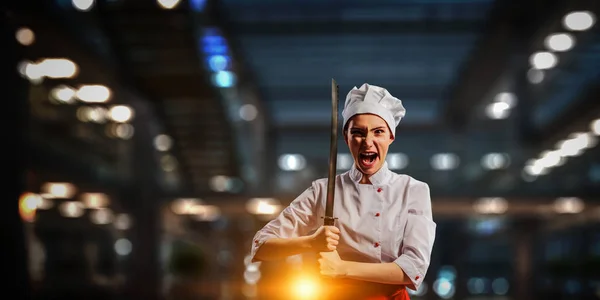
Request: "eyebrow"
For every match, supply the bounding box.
[350,126,387,131]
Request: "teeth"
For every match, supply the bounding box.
[362,153,376,157]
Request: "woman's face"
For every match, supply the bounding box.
[344,114,394,177]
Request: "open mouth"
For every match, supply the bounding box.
[359,152,378,167]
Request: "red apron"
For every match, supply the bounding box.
[320,278,410,300]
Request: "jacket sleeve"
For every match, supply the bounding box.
[393,180,436,291]
[250,181,322,262]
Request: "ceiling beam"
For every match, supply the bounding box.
[229,19,490,36]
[197,195,600,219]
[262,84,447,102]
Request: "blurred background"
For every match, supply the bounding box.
[5,0,600,299]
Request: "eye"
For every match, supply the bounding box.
[375,129,385,134]
[350,129,363,135]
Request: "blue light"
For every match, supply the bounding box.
[213,71,236,88]
[201,28,229,55]
[475,219,502,235]
[190,0,206,12]
[208,55,229,72]
[433,278,454,299]
[203,45,228,55]
[203,35,224,46]
[438,266,457,281]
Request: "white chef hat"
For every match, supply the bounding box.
[342,83,406,138]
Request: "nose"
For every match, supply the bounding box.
[363,133,375,147]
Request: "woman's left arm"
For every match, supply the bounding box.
[319,251,411,285]
[319,180,437,289]
[392,181,436,290]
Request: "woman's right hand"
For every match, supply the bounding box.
[310,225,340,252]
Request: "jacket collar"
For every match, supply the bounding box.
[348,161,391,185]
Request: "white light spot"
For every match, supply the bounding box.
[246,198,281,215]
[210,175,230,192]
[337,153,354,170]
[387,153,409,170]
[41,182,76,198]
[431,153,459,170]
[278,154,306,171]
[481,153,510,170]
[115,124,134,140]
[114,214,132,230]
[530,51,558,70]
[114,238,132,255]
[108,105,134,123]
[15,27,35,46]
[171,198,203,215]
[24,62,43,81]
[90,208,113,225]
[38,58,78,79]
[553,197,584,214]
[72,0,95,11]
[81,193,109,208]
[473,197,508,214]
[538,150,563,168]
[50,85,76,104]
[524,161,548,177]
[157,0,181,9]
[591,119,600,136]
[545,33,575,52]
[527,68,544,84]
[191,205,221,222]
[494,92,517,108]
[563,11,595,31]
[154,134,173,152]
[59,201,85,218]
[76,85,111,103]
[239,104,258,121]
[485,102,510,119]
[17,60,31,77]
[433,278,455,299]
[243,269,261,285]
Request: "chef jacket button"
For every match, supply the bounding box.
[375,212,380,217]
[415,276,420,280]
[254,240,259,244]
[374,242,380,248]
[377,188,382,193]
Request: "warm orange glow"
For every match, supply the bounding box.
[19,192,41,222]
[290,275,320,299]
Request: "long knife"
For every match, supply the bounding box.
[323,79,339,226]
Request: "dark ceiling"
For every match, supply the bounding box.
[15,0,600,203]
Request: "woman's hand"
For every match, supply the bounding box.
[319,250,347,278]
[309,225,340,252]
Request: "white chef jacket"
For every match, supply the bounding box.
[250,162,436,290]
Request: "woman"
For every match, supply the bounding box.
[250,83,436,299]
